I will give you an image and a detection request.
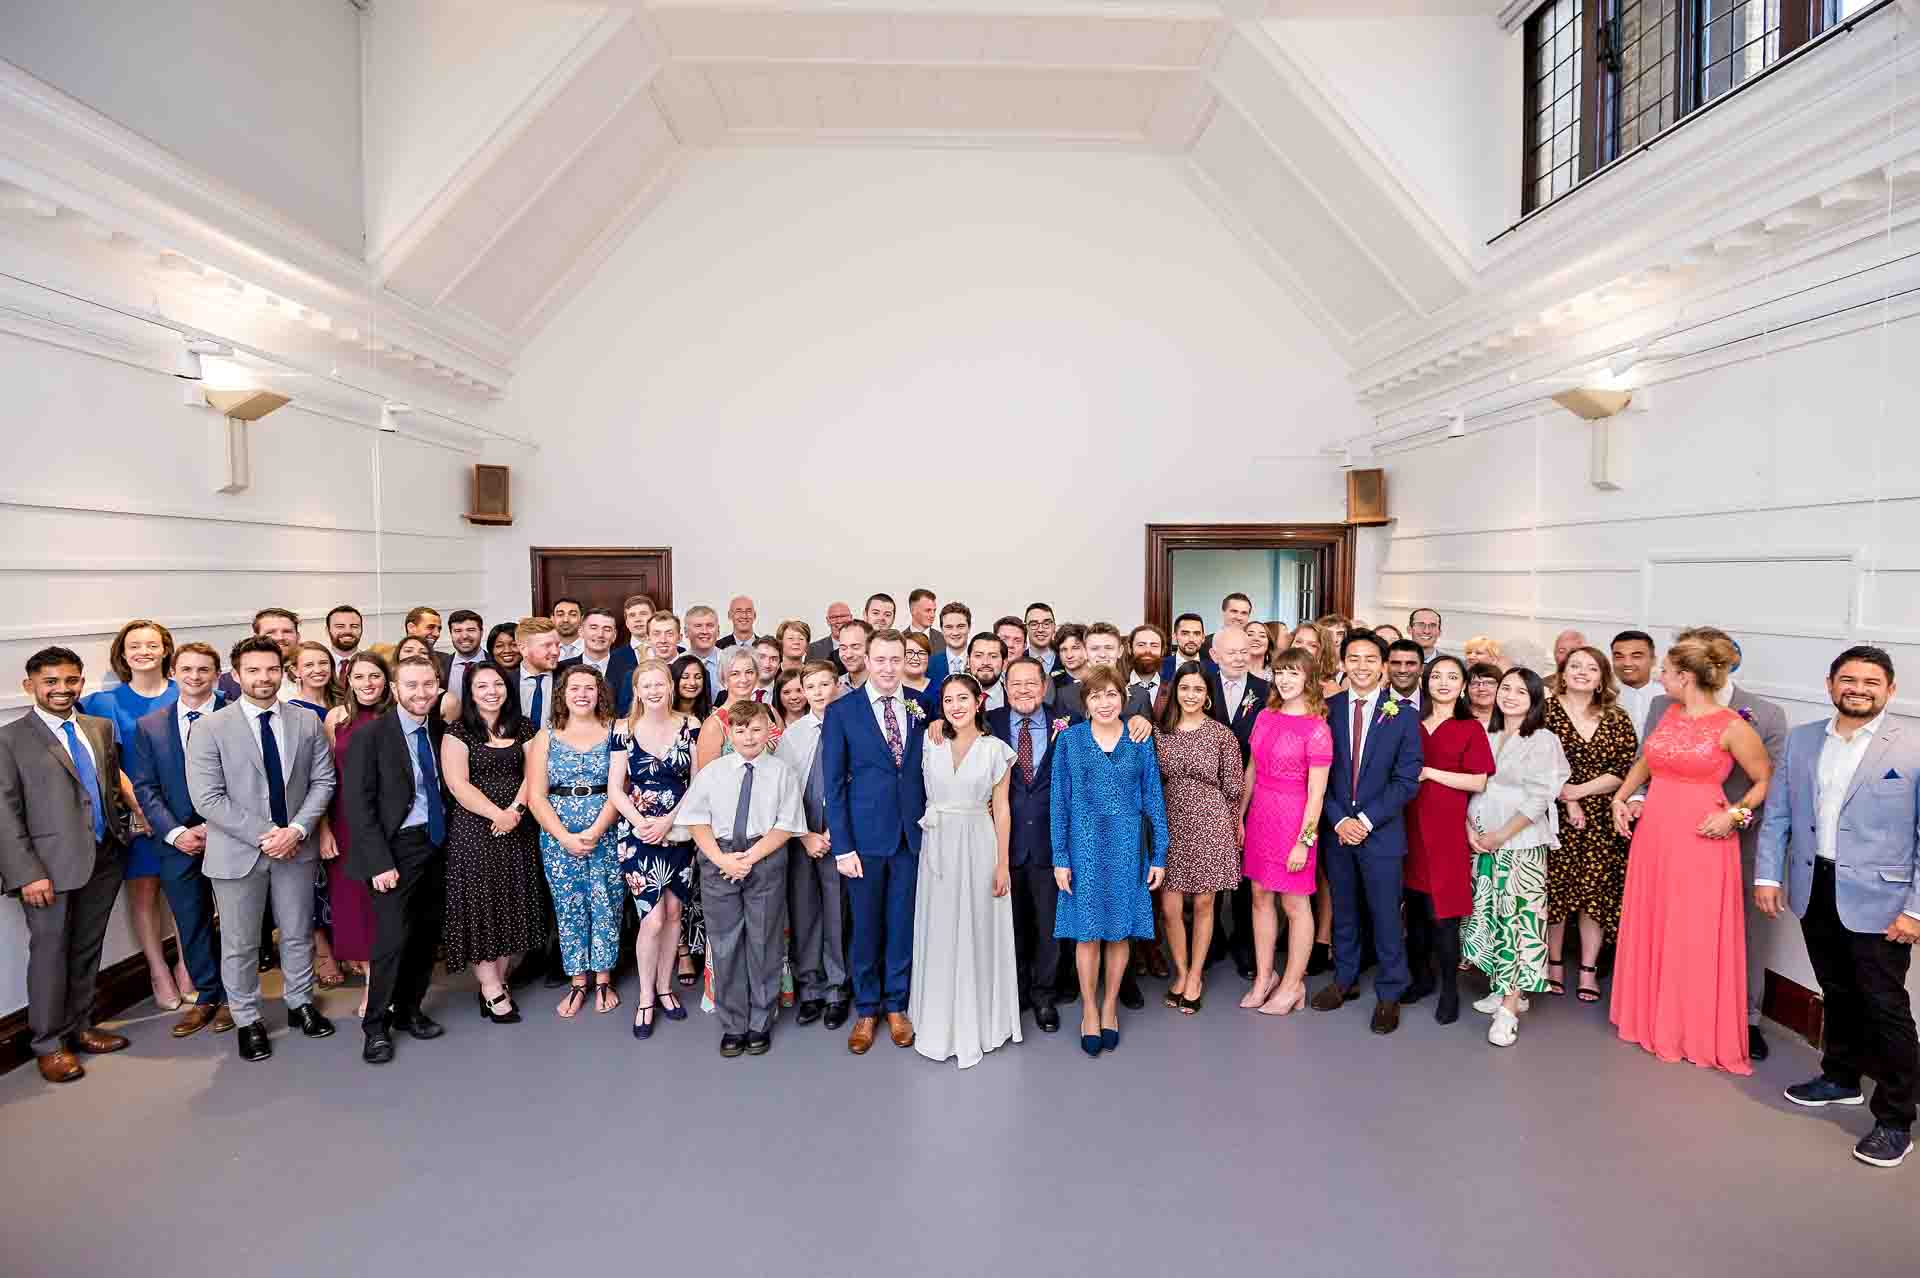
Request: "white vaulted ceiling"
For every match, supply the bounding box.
[368,0,1488,362]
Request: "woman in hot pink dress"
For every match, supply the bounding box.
[1609,633,1772,1074]
[1238,647,1333,1015]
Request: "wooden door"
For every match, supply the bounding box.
[1143,524,1354,634]
[529,547,672,645]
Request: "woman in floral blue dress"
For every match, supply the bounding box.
[525,667,626,1018]
[1050,665,1169,1057]
[614,659,700,1038]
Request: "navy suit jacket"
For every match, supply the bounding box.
[128,696,228,840]
[1206,671,1268,763]
[988,704,1081,868]
[605,645,640,716]
[1321,689,1424,857]
[822,686,927,859]
[1162,652,1218,682]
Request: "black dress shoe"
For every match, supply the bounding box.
[822,1000,850,1031]
[1305,943,1332,976]
[718,1033,746,1058]
[1034,1003,1061,1034]
[795,999,824,1026]
[236,1023,272,1061]
[744,1030,771,1056]
[287,1004,335,1038]
[1118,976,1145,1011]
[1435,990,1460,1025]
[362,1028,394,1064]
[1749,1025,1770,1062]
[396,1010,444,1040]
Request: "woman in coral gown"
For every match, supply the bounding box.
[1610,633,1773,1074]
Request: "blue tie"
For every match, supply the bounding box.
[413,725,446,846]
[186,710,202,725]
[62,721,106,843]
[258,710,290,826]
[528,677,544,728]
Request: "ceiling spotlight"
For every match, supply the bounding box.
[173,337,234,380]
[378,402,412,433]
[1445,411,1467,439]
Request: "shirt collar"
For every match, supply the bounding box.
[397,706,426,734]
[242,698,279,722]
[178,693,216,715]
[866,681,902,708]
[33,705,77,732]
[1826,711,1885,743]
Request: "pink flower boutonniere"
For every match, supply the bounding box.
[1050,717,1069,738]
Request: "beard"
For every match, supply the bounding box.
[1131,651,1162,678]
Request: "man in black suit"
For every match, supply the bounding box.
[988,658,1079,1034]
[344,654,450,1064]
[806,601,853,665]
[1160,612,1209,682]
[1384,639,1426,713]
[405,605,453,683]
[557,606,618,680]
[1204,625,1269,980]
[444,609,486,704]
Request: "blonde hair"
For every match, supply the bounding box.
[1463,634,1504,666]
[1666,631,1737,694]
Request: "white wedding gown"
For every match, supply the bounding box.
[909,734,1022,1069]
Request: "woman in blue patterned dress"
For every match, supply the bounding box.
[613,659,700,1038]
[525,666,626,1018]
[80,619,185,1007]
[1050,664,1169,1057]
[283,641,346,986]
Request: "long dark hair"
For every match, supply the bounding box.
[341,651,396,719]
[457,660,526,740]
[936,673,986,739]
[1158,660,1213,731]
[1489,667,1549,738]
[1420,655,1473,722]
[670,655,713,721]
[485,622,521,670]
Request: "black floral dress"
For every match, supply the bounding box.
[1544,699,1638,940]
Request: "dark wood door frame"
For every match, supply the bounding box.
[529,546,673,643]
[1143,523,1356,632]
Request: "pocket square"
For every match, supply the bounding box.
[1887,769,1903,781]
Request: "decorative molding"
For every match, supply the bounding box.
[0,486,484,540]
[1378,489,1920,543]
[0,602,489,646]
[0,556,484,577]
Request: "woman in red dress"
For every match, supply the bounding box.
[1610,633,1772,1073]
[1403,656,1496,1024]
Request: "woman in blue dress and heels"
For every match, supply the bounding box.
[1050,664,1169,1056]
[80,619,187,1007]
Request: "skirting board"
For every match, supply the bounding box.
[0,937,178,1075]
[1762,969,1826,1048]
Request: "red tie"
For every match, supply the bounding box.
[1016,715,1035,786]
[1351,696,1366,794]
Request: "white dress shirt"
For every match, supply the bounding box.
[520,670,551,718]
[162,695,218,846]
[557,638,584,661]
[34,705,97,771]
[778,712,824,784]
[867,681,911,747]
[1345,687,1382,776]
[1219,673,1247,717]
[445,651,482,702]
[1616,681,1658,738]
[673,750,805,845]
[238,698,308,837]
[576,652,610,676]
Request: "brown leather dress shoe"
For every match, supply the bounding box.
[1310,983,1356,1012]
[847,1016,878,1055]
[887,1012,915,1048]
[70,1027,130,1054]
[37,1050,84,1083]
[1370,999,1401,1035]
[210,1005,236,1033]
[172,1003,220,1038]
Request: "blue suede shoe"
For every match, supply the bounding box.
[1080,1034,1103,1058]
[1784,1076,1865,1108]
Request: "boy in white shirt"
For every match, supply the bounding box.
[779,662,851,1030]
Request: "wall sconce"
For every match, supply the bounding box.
[200,387,290,495]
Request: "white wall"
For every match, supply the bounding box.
[0,0,365,252]
[1272,15,1513,256]
[361,0,606,260]
[485,147,1364,628]
[0,323,483,1018]
[1358,310,1920,999]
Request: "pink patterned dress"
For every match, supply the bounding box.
[1243,710,1335,893]
[1610,707,1751,1075]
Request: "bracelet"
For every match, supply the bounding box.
[1727,806,1754,830]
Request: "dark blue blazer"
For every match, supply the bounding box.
[987,704,1080,868]
[1321,689,1423,857]
[1162,652,1218,682]
[605,646,641,716]
[127,696,227,839]
[927,649,955,687]
[1207,671,1268,763]
[822,686,927,858]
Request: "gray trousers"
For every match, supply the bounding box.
[788,843,848,1004]
[701,846,789,1035]
[210,853,316,1027]
[24,844,125,1056]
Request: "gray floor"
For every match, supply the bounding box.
[1,966,1908,1278]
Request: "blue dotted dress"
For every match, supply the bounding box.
[1048,722,1170,942]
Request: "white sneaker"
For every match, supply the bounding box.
[1488,1007,1519,1047]
[1473,993,1531,1015]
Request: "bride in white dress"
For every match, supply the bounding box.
[910,675,1022,1068]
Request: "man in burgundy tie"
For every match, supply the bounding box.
[1310,629,1425,1034]
[325,604,363,689]
[820,629,928,1055]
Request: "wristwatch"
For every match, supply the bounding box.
[513,801,529,815]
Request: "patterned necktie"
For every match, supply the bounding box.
[185,709,202,727]
[880,696,903,766]
[258,710,290,827]
[1017,714,1036,786]
[1350,696,1366,796]
[730,762,755,852]
[62,721,107,842]
[413,724,446,845]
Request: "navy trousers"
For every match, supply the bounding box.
[1324,840,1409,1001]
[157,846,225,1005]
[844,842,917,1017]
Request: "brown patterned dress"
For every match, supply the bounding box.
[1544,698,1638,939]
[1153,718,1245,894]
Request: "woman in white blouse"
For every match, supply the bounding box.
[1462,667,1571,1047]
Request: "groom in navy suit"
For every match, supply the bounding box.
[1310,629,1424,1034]
[822,628,928,1055]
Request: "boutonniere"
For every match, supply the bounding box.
[1380,699,1401,719]
[904,699,926,724]
[1736,706,1755,725]
[1050,717,1069,738]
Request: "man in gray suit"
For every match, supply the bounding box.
[187,636,337,1061]
[1756,645,1919,1169]
[0,646,130,1083]
[1637,626,1788,1060]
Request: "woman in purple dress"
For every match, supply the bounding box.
[321,651,391,1019]
[1237,647,1333,1016]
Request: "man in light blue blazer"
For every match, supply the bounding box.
[1756,644,1919,1169]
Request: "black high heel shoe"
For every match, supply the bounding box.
[632,1001,656,1040]
[480,991,521,1024]
[659,992,688,1022]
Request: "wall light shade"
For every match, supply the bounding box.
[203,388,290,420]
[1551,388,1633,419]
